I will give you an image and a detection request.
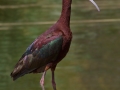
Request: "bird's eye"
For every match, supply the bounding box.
[89,0,100,11]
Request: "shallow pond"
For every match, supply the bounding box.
[0,0,120,90]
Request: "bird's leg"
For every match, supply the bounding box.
[40,63,53,90]
[40,71,46,90]
[51,66,56,90]
[52,71,56,90]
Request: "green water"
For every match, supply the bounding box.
[0,0,120,90]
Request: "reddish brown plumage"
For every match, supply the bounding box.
[11,0,72,89]
[10,0,100,89]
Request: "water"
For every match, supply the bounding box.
[0,0,120,90]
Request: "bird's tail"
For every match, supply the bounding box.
[11,69,28,81]
[10,59,28,81]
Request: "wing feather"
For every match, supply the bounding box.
[11,35,63,80]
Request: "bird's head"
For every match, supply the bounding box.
[89,0,100,11]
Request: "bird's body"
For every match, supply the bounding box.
[11,0,72,89]
[11,22,72,80]
[11,0,99,90]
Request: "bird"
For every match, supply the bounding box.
[10,0,100,90]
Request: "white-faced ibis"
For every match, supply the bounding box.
[11,0,100,90]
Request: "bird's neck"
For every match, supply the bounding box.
[58,0,72,27]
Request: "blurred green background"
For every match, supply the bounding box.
[0,0,120,90]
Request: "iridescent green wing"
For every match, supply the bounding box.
[11,36,63,80]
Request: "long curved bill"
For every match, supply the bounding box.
[89,0,100,11]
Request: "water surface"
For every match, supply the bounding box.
[0,0,120,90]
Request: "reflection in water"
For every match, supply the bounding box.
[0,0,120,90]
